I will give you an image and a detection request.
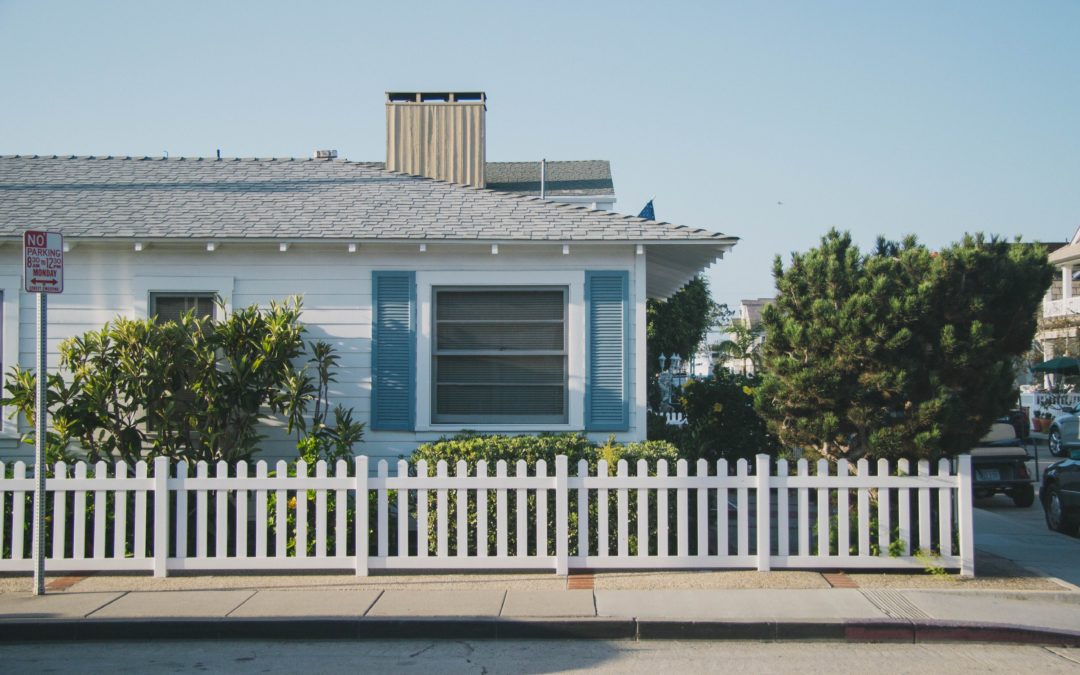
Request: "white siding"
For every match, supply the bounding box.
[0,242,645,462]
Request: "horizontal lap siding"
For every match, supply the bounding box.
[0,245,642,461]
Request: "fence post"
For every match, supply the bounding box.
[153,457,170,578]
[956,454,975,578]
[555,455,569,575]
[355,456,369,576]
[756,454,771,572]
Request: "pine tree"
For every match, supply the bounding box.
[755,229,1053,461]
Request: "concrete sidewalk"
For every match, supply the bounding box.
[1,571,1078,645]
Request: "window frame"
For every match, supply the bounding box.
[431,285,569,425]
[133,276,234,321]
[148,292,219,322]
[415,270,585,432]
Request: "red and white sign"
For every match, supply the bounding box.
[23,230,64,294]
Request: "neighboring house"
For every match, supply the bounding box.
[0,91,738,461]
[711,297,772,375]
[1035,237,1079,366]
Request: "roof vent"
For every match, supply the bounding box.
[313,149,338,160]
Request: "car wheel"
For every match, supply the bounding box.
[1049,428,1066,458]
[1044,485,1079,535]
[1012,484,1035,508]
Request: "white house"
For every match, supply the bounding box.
[0,92,737,462]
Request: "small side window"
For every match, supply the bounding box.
[149,293,216,322]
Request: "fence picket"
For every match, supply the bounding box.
[397,460,409,558]
[236,461,249,559]
[495,460,507,558]
[797,459,808,557]
[676,460,688,558]
[696,459,708,557]
[878,459,891,557]
[657,460,669,558]
[477,460,488,558]
[254,462,267,558]
[196,462,209,559]
[216,461,229,558]
[636,459,648,558]
[897,459,911,556]
[938,458,953,557]
[71,462,84,560]
[717,459,729,557]
[52,462,66,560]
[334,460,347,558]
[617,460,629,558]
[0,462,6,560]
[377,461,389,558]
[417,460,429,559]
[275,460,287,558]
[918,460,931,552]
[777,459,789,557]
[515,460,528,558]
[437,461,449,558]
[577,459,589,558]
[135,460,148,561]
[93,461,107,560]
[816,459,829,557]
[857,459,870,557]
[457,460,468,558]
[315,460,327,557]
[837,459,850,558]
[295,460,308,559]
[736,459,749,558]
[536,459,548,558]
[597,460,609,557]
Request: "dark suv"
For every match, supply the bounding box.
[1042,449,1080,535]
[971,412,1035,507]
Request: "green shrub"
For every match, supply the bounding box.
[650,367,780,463]
[410,433,680,557]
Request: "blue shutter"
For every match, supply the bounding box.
[372,271,416,431]
[585,271,629,431]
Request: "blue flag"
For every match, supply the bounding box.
[638,199,655,220]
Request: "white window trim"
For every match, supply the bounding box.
[0,277,21,438]
[132,276,234,320]
[415,270,585,432]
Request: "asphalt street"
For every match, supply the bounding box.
[1,639,1078,674]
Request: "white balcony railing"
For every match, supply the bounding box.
[1043,296,1080,319]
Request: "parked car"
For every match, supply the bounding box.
[1041,449,1080,535]
[971,414,1035,507]
[1045,405,1080,458]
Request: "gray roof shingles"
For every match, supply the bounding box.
[0,156,732,244]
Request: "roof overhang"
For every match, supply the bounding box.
[1049,242,1080,266]
[645,241,736,299]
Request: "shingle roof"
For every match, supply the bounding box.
[0,156,730,244]
[485,160,614,197]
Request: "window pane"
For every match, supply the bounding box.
[437,290,563,321]
[436,356,565,385]
[152,294,215,322]
[436,385,565,417]
[437,323,563,351]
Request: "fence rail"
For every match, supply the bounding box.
[0,454,974,577]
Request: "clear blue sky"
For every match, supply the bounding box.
[2,0,1078,310]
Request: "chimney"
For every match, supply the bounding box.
[386,91,486,188]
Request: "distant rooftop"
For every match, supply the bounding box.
[485,161,614,198]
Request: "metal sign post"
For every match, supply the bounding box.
[24,230,63,596]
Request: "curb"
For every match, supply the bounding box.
[2,617,1079,645]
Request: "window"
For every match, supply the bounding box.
[432,287,568,424]
[149,293,216,322]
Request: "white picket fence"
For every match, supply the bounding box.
[0,454,974,577]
